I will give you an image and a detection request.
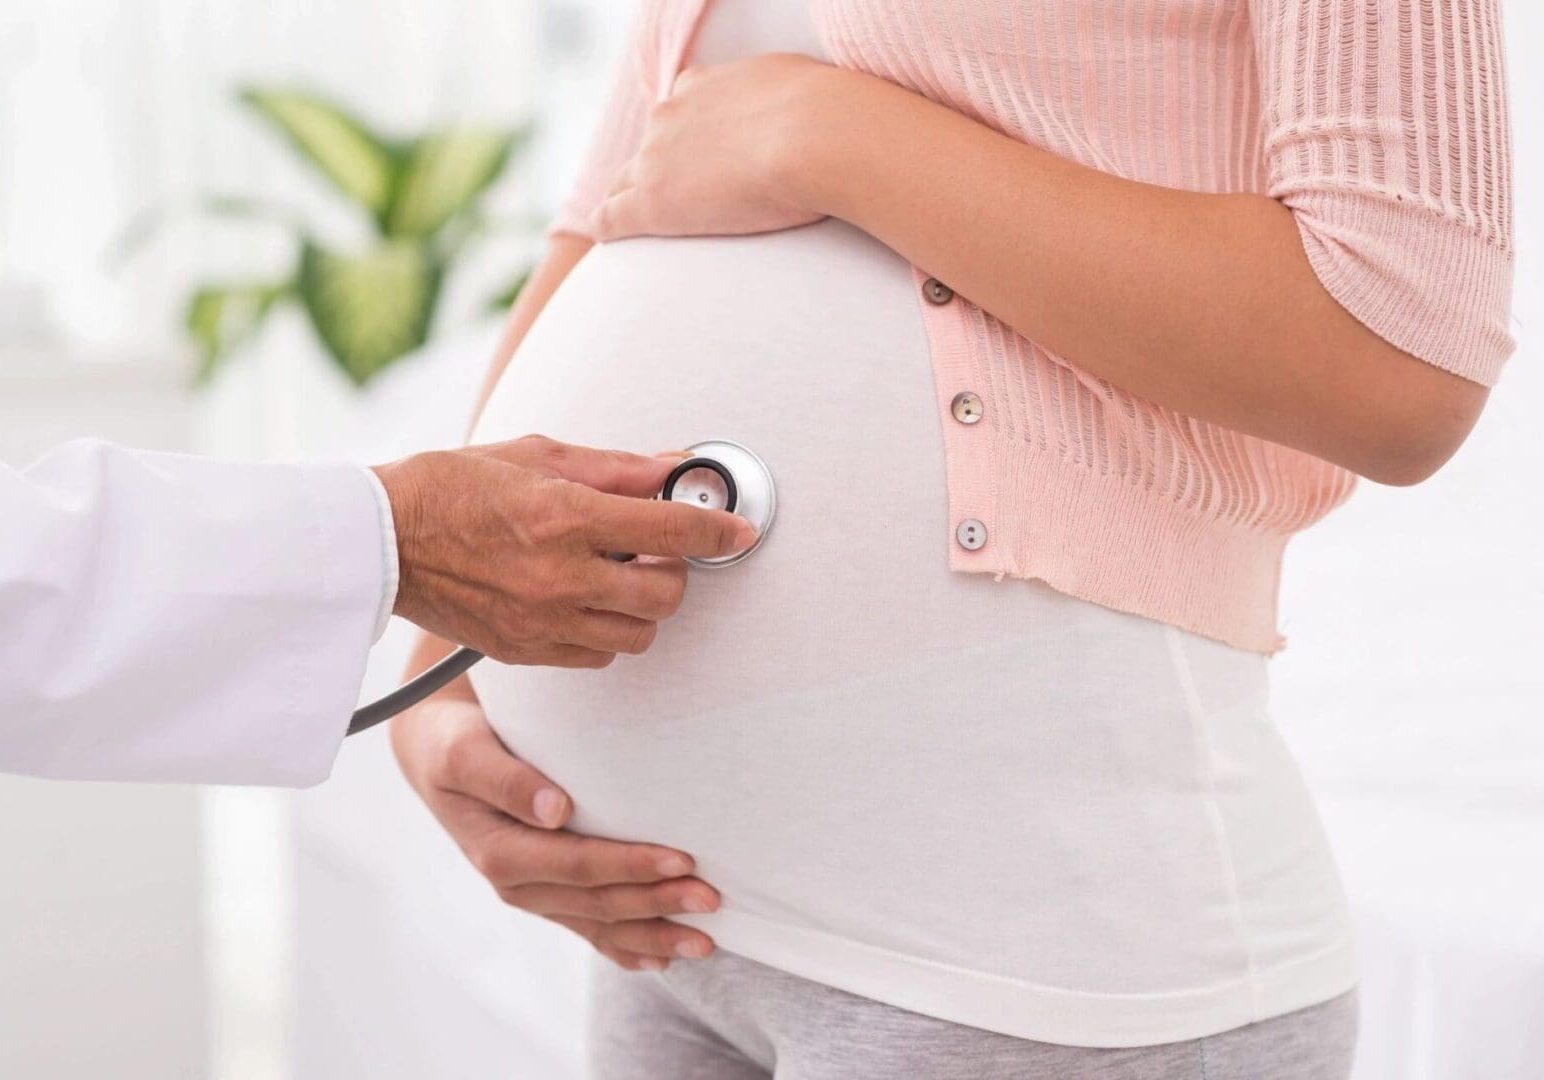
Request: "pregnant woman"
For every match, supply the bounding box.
[390,1,1513,1076]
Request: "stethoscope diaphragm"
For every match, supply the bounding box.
[662,439,775,568]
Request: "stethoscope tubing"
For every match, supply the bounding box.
[348,646,484,736]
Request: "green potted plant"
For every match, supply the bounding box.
[122,87,531,387]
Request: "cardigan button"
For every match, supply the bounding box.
[950,391,983,425]
[955,518,988,551]
[922,278,954,305]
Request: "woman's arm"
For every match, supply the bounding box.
[780,68,1487,486]
[592,50,1509,486]
[389,232,722,973]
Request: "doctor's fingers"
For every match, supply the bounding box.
[548,915,716,966]
[578,486,757,561]
[478,434,685,499]
[562,609,659,656]
[584,556,688,622]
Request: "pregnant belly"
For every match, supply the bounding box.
[471,220,957,708]
[466,221,1260,983]
[472,221,977,818]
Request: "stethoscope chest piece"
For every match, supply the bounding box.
[662,439,775,568]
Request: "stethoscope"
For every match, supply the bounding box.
[347,440,775,736]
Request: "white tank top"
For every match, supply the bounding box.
[469,0,1356,1047]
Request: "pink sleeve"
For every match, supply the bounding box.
[1252,0,1514,385]
[547,4,661,240]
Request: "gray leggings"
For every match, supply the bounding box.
[587,951,1358,1080]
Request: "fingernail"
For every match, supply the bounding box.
[680,893,715,914]
[654,450,692,461]
[657,854,692,877]
[675,938,712,959]
[533,788,566,827]
[733,523,759,550]
[639,957,668,972]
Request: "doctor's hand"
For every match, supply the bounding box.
[372,435,756,666]
[392,695,720,971]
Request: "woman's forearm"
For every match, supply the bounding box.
[783,68,1486,484]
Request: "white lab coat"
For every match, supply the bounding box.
[0,439,390,786]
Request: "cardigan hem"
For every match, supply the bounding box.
[950,438,1305,655]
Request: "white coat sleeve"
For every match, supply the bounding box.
[0,439,392,786]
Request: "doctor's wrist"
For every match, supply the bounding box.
[369,458,424,624]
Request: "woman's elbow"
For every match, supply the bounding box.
[1343,369,1489,487]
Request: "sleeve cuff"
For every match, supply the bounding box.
[1290,190,1516,386]
[277,461,393,786]
[361,466,399,643]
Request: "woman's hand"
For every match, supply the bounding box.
[591,53,841,242]
[391,696,720,971]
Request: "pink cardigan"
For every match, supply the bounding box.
[551,0,1514,653]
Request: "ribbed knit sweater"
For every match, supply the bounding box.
[551,0,1515,653]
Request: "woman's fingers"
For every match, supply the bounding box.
[469,823,698,890]
[549,915,716,962]
[497,879,720,923]
[669,65,704,94]
[439,717,571,829]
[607,156,639,198]
[591,188,647,243]
[592,154,642,241]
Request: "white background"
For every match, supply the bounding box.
[0,2,1540,1078]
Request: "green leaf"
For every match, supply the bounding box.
[385,127,524,239]
[184,281,292,384]
[297,239,441,386]
[239,88,398,217]
[485,268,531,314]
